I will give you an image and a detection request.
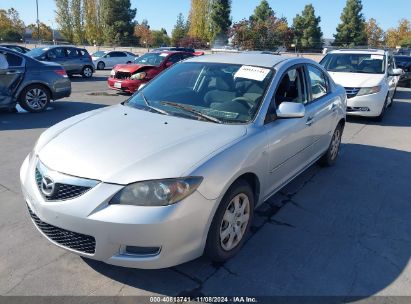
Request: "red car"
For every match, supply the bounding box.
[108,51,199,93]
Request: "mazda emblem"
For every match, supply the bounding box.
[41,175,55,197]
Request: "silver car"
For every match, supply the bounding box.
[20,53,346,269]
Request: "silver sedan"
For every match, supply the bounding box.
[20,53,346,269]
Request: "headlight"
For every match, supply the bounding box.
[110,177,203,206]
[110,69,116,76]
[357,86,381,96]
[130,72,146,80]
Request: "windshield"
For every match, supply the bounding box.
[26,47,46,58]
[134,52,168,66]
[126,62,274,124]
[320,53,386,74]
[92,51,106,58]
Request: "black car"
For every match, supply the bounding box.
[26,46,95,78]
[0,44,31,54]
[0,47,71,113]
[394,55,411,87]
[151,46,196,53]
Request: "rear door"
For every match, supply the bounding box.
[46,47,68,70]
[0,50,25,109]
[109,51,128,67]
[64,47,82,73]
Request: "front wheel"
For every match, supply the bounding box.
[319,123,343,167]
[205,180,254,262]
[372,95,389,122]
[18,84,51,113]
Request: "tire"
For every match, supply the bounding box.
[388,87,396,108]
[18,84,51,113]
[82,66,93,78]
[97,61,105,70]
[372,95,389,122]
[205,179,254,262]
[126,61,132,64]
[318,123,343,167]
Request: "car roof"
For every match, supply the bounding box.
[184,52,289,68]
[328,49,387,55]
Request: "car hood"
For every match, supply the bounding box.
[38,105,247,184]
[328,72,385,88]
[114,64,154,73]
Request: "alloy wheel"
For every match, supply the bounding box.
[83,67,93,77]
[219,193,250,251]
[25,88,48,110]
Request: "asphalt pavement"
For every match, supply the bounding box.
[1,70,410,299]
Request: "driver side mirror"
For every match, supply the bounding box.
[276,102,305,118]
[389,68,403,76]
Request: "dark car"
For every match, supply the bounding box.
[0,44,31,54]
[107,51,198,93]
[0,47,71,113]
[394,55,411,87]
[26,46,95,78]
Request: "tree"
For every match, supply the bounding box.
[152,28,171,47]
[0,8,25,41]
[28,22,53,41]
[334,0,367,46]
[385,19,411,48]
[293,4,323,50]
[134,20,153,47]
[250,0,273,23]
[209,0,232,45]
[100,0,137,45]
[188,0,211,42]
[365,18,384,47]
[83,0,103,45]
[171,13,189,46]
[55,0,73,42]
[71,0,84,44]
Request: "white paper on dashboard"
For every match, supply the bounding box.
[234,65,271,81]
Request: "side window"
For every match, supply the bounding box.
[274,66,307,107]
[110,52,126,58]
[182,53,193,60]
[48,48,66,59]
[5,52,23,67]
[307,65,328,100]
[66,48,79,58]
[167,54,182,64]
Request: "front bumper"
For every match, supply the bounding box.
[107,77,144,94]
[20,155,217,269]
[346,89,387,117]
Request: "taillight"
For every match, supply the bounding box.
[55,70,68,78]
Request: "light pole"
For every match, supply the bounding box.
[36,0,40,42]
[49,19,55,44]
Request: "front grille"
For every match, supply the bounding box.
[115,71,131,80]
[35,167,92,201]
[345,87,360,99]
[27,205,96,254]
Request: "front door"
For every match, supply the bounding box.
[0,50,25,109]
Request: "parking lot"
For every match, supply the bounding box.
[1,70,411,298]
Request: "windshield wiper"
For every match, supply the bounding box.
[161,101,223,124]
[140,93,169,116]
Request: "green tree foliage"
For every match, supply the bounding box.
[55,0,73,42]
[365,18,385,47]
[83,0,102,45]
[134,19,153,47]
[209,0,231,45]
[100,0,137,45]
[293,4,323,50]
[188,0,211,42]
[171,13,189,46]
[28,22,53,41]
[250,0,273,23]
[385,19,411,48]
[71,0,84,44]
[152,28,171,47]
[0,8,25,41]
[334,0,367,46]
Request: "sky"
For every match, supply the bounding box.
[1,0,410,39]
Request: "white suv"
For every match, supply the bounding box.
[320,49,402,121]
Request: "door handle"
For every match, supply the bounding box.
[306,116,314,126]
[6,70,21,75]
[331,103,337,111]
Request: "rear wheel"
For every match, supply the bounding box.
[205,179,254,262]
[18,84,51,113]
[319,123,343,167]
[82,66,93,78]
[97,61,105,70]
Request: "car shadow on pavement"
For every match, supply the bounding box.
[0,101,107,131]
[83,143,411,299]
[347,88,411,127]
[69,75,108,82]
